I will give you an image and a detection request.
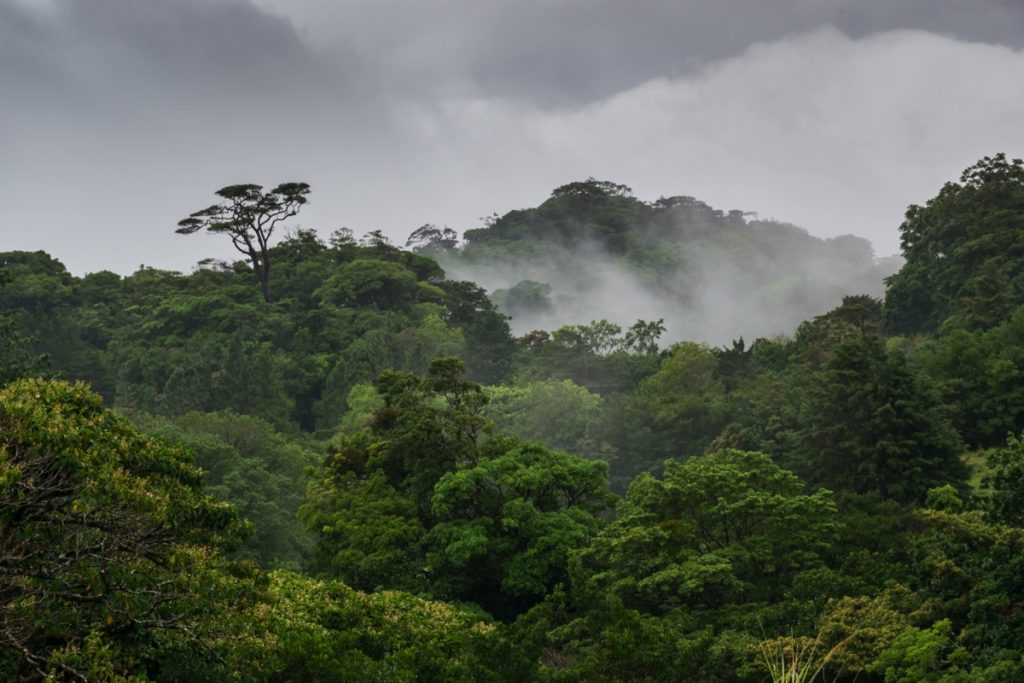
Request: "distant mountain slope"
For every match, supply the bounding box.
[420,179,901,343]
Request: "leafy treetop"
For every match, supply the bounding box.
[176,182,310,302]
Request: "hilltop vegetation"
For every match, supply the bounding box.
[3,156,1024,680]
[425,178,900,343]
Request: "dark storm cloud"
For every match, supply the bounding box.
[2,0,344,113]
[273,0,1024,106]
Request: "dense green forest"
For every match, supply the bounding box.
[2,154,1024,680]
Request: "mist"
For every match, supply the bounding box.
[436,201,900,346]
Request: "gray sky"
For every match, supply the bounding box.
[2,0,1024,274]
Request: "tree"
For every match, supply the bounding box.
[0,271,49,384]
[176,182,310,302]
[986,434,1024,527]
[884,154,1024,335]
[799,337,965,502]
[579,450,838,614]
[406,224,459,252]
[491,280,553,320]
[624,318,666,355]
[633,341,728,463]
[795,295,883,367]
[484,379,608,461]
[916,312,1024,448]
[425,441,615,618]
[0,379,243,679]
[315,259,421,310]
[0,313,47,385]
[437,280,516,384]
[141,411,318,569]
[211,571,525,683]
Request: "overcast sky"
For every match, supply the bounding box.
[2,0,1023,275]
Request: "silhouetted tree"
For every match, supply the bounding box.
[176,182,310,302]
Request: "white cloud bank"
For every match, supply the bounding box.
[395,28,1024,258]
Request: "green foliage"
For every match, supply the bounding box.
[916,310,1024,447]
[10,159,1024,680]
[0,265,50,384]
[0,314,48,386]
[794,294,883,368]
[139,411,318,569]
[492,279,554,319]
[437,279,516,384]
[316,258,422,309]
[305,362,615,620]
[511,318,663,400]
[0,379,243,680]
[624,318,667,355]
[757,634,832,683]
[611,342,729,481]
[334,382,385,434]
[986,434,1024,526]
[426,442,616,617]
[484,379,611,461]
[581,450,838,615]
[799,336,966,502]
[209,570,526,683]
[885,154,1024,335]
[464,178,647,252]
[516,590,717,682]
[869,619,963,682]
[925,484,965,513]
[406,223,460,253]
[370,358,492,512]
[0,238,514,433]
[304,464,426,592]
[904,507,1024,672]
[303,360,492,592]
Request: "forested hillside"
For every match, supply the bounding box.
[421,179,901,343]
[3,155,1024,681]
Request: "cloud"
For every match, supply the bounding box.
[0,0,369,274]
[385,28,1024,256]
[264,0,1024,106]
[2,0,1024,276]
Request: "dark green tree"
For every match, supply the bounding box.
[800,337,965,502]
[426,441,615,618]
[630,342,729,471]
[315,259,422,310]
[0,272,49,384]
[986,434,1024,527]
[917,309,1024,448]
[303,358,490,583]
[885,154,1024,335]
[0,314,47,385]
[406,223,459,252]
[176,182,310,302]
[437,280,516,384]
[624,318,666,355]
[142,411,318,569]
